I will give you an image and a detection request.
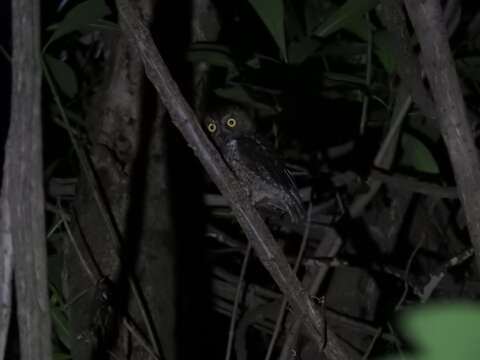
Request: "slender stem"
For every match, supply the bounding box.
[225,243,252,360]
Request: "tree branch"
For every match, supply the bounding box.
[114,1,359,358]
[404,0,480,273]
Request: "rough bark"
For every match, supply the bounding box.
[404,0,480,274]
[6,0,52,358]
[65,0,176,359]
[0,196,13,359]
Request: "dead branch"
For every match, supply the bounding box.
[114,0,359,358]
[404,0,480,273]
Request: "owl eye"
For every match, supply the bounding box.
[207,122,217,133]
[226,118,237,128]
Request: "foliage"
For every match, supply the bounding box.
[43,0,116,99]
[384,303,480,360]
[32,0,480,359]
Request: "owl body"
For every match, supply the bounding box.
[205,105,304,223]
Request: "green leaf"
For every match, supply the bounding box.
[305,0,335,35]
[324,72,365,86]
[49,284,71,350]
[248,0,287,61]
[314,0,380,38]
[337,17,396,73]
[52,353,72,360]
[51,306,71,350]
[373,31,396,73]
[287,37,321,64]
[45,0,111,48]
[343,15,370,41]
[393,303,480,360]
[400,133,439,174]
[44,54,78,98]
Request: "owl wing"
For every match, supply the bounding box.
[232,136,305,223]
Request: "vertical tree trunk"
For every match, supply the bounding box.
[65,1,176,359]
[6,0,52,358]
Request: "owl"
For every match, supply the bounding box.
[204,104,304,223]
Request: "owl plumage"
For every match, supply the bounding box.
[204,104,304,223]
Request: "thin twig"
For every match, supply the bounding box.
[123,318,161,360]
[46,218,65,240]
[360,12,373,135]
[370,169,457,199]
[225,243,252,360]
[57,203,161,358]
[362,236,424,359]
[57,201,98,283]
[0,45,10,62]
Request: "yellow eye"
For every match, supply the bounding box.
[207,122,217,133]
[226,118,237,128]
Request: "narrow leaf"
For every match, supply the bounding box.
[400,133,439,174]
[46,0,111,48]
[248,0,287,61]
[314,0,380,38]
[44,54,78,98]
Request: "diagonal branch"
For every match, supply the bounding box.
[404,0,480,273]
[115,1,359,358]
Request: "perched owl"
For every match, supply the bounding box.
[204,104,304,223]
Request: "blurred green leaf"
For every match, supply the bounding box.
[343,15,370,41]
[49,284,71,350]
[51,306,71,350]
[314,0,380,38]
[53,353,72,360]
[338,16,395,73]
[44,54,78,98]
[284,0,304,43]
[305,0,335,35]
[383,303,480,360]
[45,0,111,49]
[408,114,442,143]
[248,0,287,61]
[373,31,396,73]
[400,133,439,174]
[287,37,321,64]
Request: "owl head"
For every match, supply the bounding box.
[204,105,256,146]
